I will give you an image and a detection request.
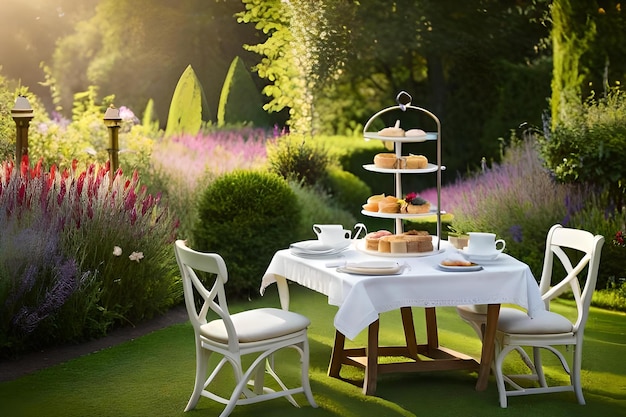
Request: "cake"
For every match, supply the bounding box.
[378,236,393,252]
[400,192,431,214]
[373,153,397,169]
[364,230,393,251]
[368,232,433,253]
[405,154,428,169]
[378,120,405,137]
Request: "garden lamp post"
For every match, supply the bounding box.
[11,96,34,164]
[103,105,122,181]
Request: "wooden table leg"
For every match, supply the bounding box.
[328,330,346,378]
[363,319,380,395]
[476,304,500,391]
[424,307,439,351]
[400,307,418,358]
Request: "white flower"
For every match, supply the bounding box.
[129,251,144,262]
[113,246,123,256]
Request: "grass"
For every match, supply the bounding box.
[1,284,625,417]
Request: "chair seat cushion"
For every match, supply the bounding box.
[497,307,573,334]
[201,308,311,343]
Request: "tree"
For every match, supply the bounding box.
[165,65,210,136]
[49,0,261,125]
[550,0,626,127]
[240,0,552,173]
[217,56,270,127]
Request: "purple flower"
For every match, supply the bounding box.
[509,225,523,243]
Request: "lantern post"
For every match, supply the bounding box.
[103,105,122,181]
[11,96,34,165]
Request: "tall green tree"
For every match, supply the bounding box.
[240,0,551,173]
[550,0,626,127]
[165,65,210,136]
[50,0,261,125]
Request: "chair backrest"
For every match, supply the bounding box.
[174,240,239,351]
[538,224,605,334]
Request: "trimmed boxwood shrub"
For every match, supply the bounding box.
[321,165,372,218]
[192,170,301,299]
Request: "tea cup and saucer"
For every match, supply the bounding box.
[290,223,367,257]
[460,232,506,262]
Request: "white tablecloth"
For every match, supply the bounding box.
[261,243,544,340]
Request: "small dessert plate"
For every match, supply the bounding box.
[337,261,403,275]
[438,263,482,272]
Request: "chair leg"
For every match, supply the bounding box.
[572,345,586,405]
[494,346,511,408]
[185,345,210,412]
[532,347,547,387]
[300,339,318,408]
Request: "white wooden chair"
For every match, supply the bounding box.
[457,224,604,407]
[174,240,317,416]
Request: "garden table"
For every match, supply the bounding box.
[260,242,544,395]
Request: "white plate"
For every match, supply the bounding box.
[337,261,403,275]
[363,132,436,142]
[290,250,347,259]
[438,263,482,272]
[290,240,351,254]
[355,238,445,258]
[362,163,443,174]
[360,209,445,219]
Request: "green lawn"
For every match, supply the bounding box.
[1,283,625,417]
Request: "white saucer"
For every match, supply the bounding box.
[289,240,351,257]
[459,249,501,262]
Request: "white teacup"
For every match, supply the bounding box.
[313,223,367,247]
[467,232,506,255]
[313,224,352,247]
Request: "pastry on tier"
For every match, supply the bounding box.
[378,195,401,213]
[405,128,427,137]
[374,232,433,253]
[405,154,428,169]
[401,192,431,214]
[378,120,404,137]
[373,153,397,169]
[364,230,393,251]
[362,194,386,212]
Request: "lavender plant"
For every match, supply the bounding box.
[147,128,272,239]
[422,138,586,277]
[0,157,180,356]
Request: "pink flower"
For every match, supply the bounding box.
[113,246,122,256]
